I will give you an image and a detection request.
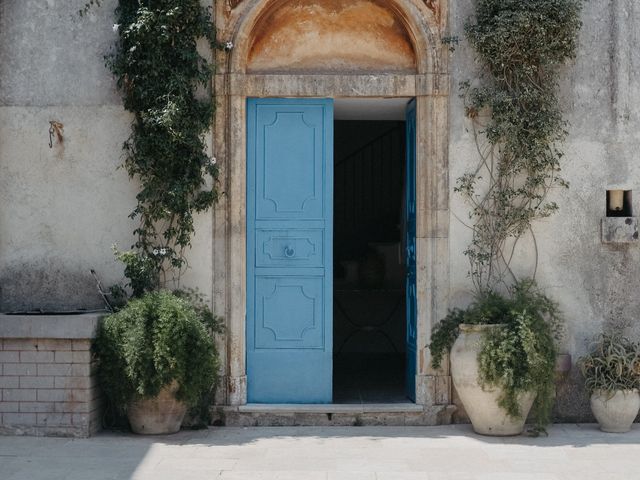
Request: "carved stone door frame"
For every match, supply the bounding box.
[211,0,452,410]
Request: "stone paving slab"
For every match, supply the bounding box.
[0,424,639,479]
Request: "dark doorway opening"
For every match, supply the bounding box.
[333,119,407,403]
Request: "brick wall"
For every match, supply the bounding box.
[0,315,103,437]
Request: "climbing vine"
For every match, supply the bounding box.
[104,0,224,294]
[458,0,583,292]
[431,0,582,433]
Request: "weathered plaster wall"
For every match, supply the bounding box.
[2,0,640,421]
[247,0,416,73]
[448,0,640,421]
[0,0,212,311]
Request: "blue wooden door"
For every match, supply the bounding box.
[247,98,333,403]
[405,99,417,402]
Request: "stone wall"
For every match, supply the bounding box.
[0,0,213,312]
[1,0,640,422]
[0,315,102,437]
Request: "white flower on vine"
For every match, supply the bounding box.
[153,249,159,256]
[225,41,233,51]
[112,24,119,33]
[160,248,167,256]
[211,156,217,166]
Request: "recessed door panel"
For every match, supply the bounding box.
[255,276,325,349]
[256,110,324,220]
[256,229,324,268]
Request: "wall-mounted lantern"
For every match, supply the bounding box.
[608,190,624,213]
[606,190,632,217]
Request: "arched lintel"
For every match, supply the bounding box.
[227,0,444,75]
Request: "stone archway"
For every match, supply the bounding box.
[227,0,443,74]
[212,0,452,418]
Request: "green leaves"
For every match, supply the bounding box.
[579,334,640,394]
[113,247,160,297]
[479,306,557,432]
[460,0,582,290]
[94,291,222,414]
[429,309,465,370]
[430,280,561,430]
[108,0,220,292]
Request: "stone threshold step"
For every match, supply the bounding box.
[236,403,424,414]
[214,404,455,426]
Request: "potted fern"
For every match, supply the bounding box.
[95,290,222,434]
[579,334,640,433]
[429,280,561,435]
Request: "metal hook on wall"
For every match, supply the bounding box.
[48,121,64,148]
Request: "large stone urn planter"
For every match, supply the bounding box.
[127,382,187,435]
[590,389,640,433]
[451,324,536,436]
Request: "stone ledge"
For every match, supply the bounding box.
[237,403,424,414]
[219,73,450,97]
[0,314,104,339]
[214,404,456,427]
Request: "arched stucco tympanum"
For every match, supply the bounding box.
[227,0,445,74]
[247,0,417,73]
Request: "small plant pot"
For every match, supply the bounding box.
[450,324,536,436]
[590,389,640,433]
[127,382,187,435]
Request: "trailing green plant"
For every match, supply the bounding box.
[430,291,511,370]
[458,0,583,291]
[105,0,224,294]
[430,280,560,368]
[579,334,640,395]
[94,290,223,418]
[478,305,557,431]
[429,279,561,431]
[173,287,224,333]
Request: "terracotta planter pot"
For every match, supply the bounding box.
[590,389,640,433]
[127,382,187,435]
[451,324,536,436]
